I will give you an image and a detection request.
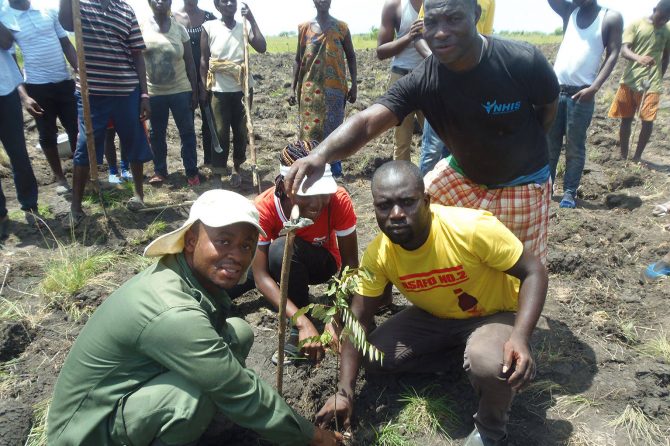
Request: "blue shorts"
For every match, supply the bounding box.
[74,87,153,167]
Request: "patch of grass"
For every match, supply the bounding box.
[397,386,459,436]
[0,297,46,329]
[554,394,603,420]
[617,319,640,345]
[25,398,50,446]
[523,380,563,407]
[8,203,54,221]
[0,358,21,399]
[638,330,670,362]
[124,253,158,272]
[497,31,562,46]
[263,33,378,54]
[567,423,615,446]
[373,421,410,446]
[82,182,134,210]
[606,404,663,446]
[40,244,121,319]
[130,219,168,246]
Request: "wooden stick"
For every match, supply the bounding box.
[242,17,261,195]
[276,205,299,395]
[72,0,109,222]
[136,201,195,213]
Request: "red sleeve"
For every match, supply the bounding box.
[332,187,357,236]
[255,189,280,244]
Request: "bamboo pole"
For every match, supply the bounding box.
[72,0,108,222]
[242,16,261,195]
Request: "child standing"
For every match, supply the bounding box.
[608,0,670,162]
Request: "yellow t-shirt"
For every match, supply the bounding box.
[357,205,522,319]
[418,0,495,35]
[621,19,670,93]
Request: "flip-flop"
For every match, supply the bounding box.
[148,174,165,185]
[642,262,670,282]
[127,196,146,211]
[652,204,668,217]
[61,211,86,230]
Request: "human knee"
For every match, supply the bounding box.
[226,317,254,361]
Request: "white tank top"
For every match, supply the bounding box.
[553,7,606,86]
[391,0,424,70]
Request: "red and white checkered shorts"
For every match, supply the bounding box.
[425,160,551,263]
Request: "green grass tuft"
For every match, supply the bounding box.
[638,330,670,362]
[398,386,459,436]
[373,421,410,446]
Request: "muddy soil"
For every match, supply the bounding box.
[1,44,670,445]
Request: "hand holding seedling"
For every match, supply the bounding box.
[315,390,353,430]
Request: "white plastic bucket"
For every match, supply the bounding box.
[36,133,72,159]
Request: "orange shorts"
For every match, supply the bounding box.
[608,83,660,121]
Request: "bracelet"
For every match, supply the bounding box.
[141,93,150,99]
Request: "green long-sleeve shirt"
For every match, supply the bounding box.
[47,253,314,445]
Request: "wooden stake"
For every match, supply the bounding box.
[276,205,300,395]
[242,16,261,195]
[72,0,109,222]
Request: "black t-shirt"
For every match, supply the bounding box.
[186,11,217,71]
[377,37,559,185]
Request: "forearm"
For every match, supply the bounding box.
[414,38,431,59]
[511,271,547,341]
[254,270,304,321]
[291,58,300,92]
[16,83,29,102]
[346,54,357,86]
[311,104,397,164]
[376,33,412,60]
[131,52,148,94]
[591,52,619,91]
[621,45,641,63]
[0,22,14,50]
[61,39,78,71]
[59,0,74,31]
[662,55,668,76]
[337,338,363,395]
[249,20,266,54]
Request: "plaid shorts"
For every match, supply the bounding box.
[425,160,551,263]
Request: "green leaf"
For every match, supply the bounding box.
[290,304,313,325]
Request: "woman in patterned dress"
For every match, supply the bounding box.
[289,0,357,178]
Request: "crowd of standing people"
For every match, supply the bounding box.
[0,0,670,445]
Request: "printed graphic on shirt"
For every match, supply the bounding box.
[482,100,522,115]
[398,265,468,292]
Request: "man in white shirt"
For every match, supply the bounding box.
[4,0,79,194]
[0,17,40,239]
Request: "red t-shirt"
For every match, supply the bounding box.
[255,186,357,268]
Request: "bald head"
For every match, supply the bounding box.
[425,0,477,14]
[371,161,424,197]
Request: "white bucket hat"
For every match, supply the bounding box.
[144,189,266,261]
[280,164,337,196]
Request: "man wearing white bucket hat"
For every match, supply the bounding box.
[245,140,358,364]
[47,189,342,446]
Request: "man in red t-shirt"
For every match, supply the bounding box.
[250,141,358,363]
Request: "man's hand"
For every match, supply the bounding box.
[502,333,535,392]
[637,55,655,67]
[297,318,326,362]
[310,426,344,445]
[241,2,255,24]
[199,88,211,107]
[571,86,597,103]
[284,153,327,197]
[140,97,151,121]
[21,95,44,118]
[409,18,424,39]
[315,391,353,430]
[346,84,357,104]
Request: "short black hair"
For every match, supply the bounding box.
[657,0,670,12]
[425,0,477,13]
[371,160,424,195]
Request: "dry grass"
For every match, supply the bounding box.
[0,297,47,329]
[397,386,459,437]
[567,423,615,446]
[24,398,50,446]
[606,404,663,446]
[637,330,670,362]
[554,394,603,420]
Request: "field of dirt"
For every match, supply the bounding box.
[1,44,670,446]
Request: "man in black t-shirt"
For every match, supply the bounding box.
[285,0,559,266]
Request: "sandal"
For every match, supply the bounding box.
[62,211,86,229]
[643,262,670,281]
[127,196,146,211]
[148,174,166,185]
[25,211,46,229]
[652,204,668,217]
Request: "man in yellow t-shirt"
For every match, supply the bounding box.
[315,161,547,446]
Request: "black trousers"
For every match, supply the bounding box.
[228,237,338,307]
